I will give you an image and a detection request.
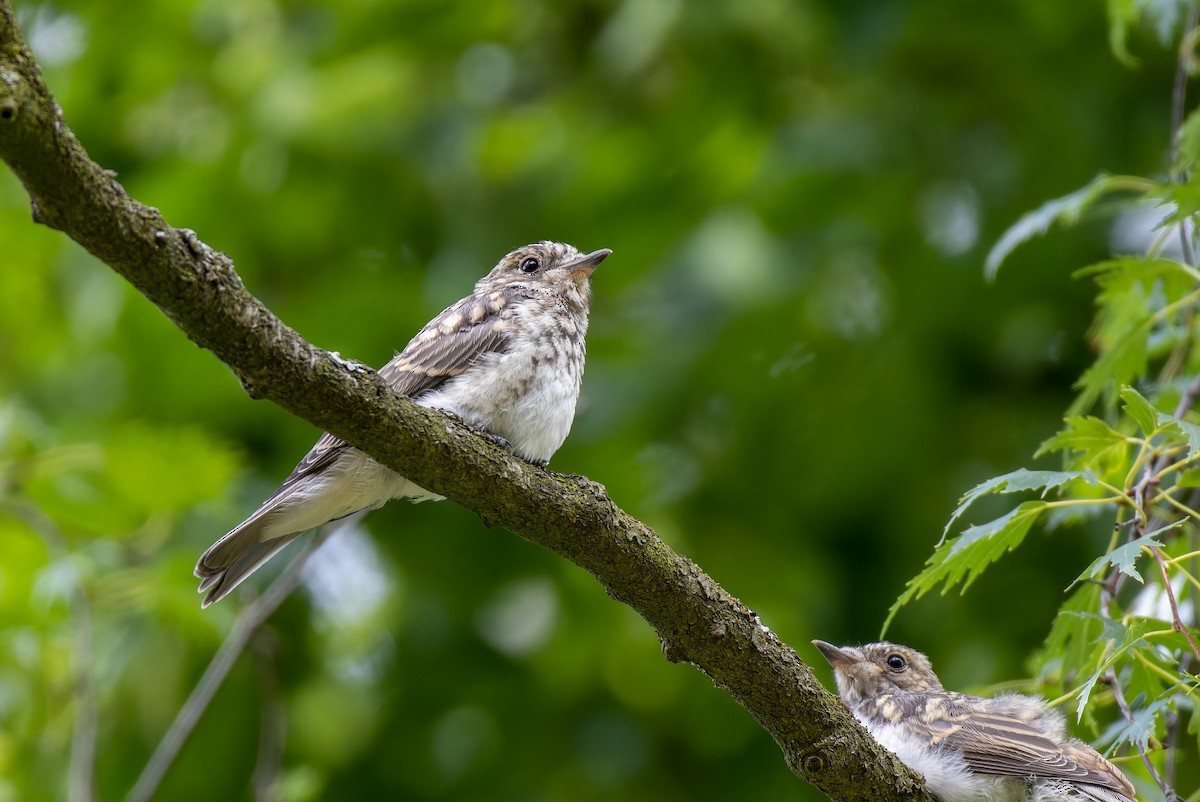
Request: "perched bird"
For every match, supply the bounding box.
[812,640,1136,802]
[195,241,610,607]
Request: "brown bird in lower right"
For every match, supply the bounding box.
[812,640,1137,802]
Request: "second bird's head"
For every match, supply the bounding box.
[812,640,944,706]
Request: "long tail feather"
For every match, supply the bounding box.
[194,514,302,607]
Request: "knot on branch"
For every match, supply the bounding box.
[801,752,826,775]
[788,732,851,778]
[0,99,16,121]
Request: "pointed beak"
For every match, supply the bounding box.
[812,640,857,668]
[565,248,611,279]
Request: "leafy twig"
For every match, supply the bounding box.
[1098,592,1178,800]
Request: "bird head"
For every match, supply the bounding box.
[812,640,944,707]
[480,241,611,295]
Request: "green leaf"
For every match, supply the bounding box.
[1156,411,1200,459]
[1100,697,1172,753]
[1176,106,1200,173]
[1070,258,1195,413]
[1072,326,1150,415]
[1035,584,1104,686]
[885,501,1046,635]
[1075,525,1179,585]
[1035,416,1131,464]
[942,469,1097,542]
[1119,385,1159,437]
[985,175,1152,279]
[1074,617,1149,721]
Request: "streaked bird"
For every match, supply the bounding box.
[812,640,1136,802]
[195,241,610,607]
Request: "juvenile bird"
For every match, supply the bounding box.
[195,241,610,607]
[812,640,1136,802]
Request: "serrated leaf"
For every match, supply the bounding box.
[1070,258,1196,414]
[985,175,1152,279]
[1156,410,1200,459]
[1119,385,1159,437]
[1035,585,1104,686]
[1072,326,1151,415]
[1035,416,1131,463]
[942,469,1097,542]
[1177,106,1200,173]
[1075,618,1149,721]
[885,501,1046,635]
[1076,525,1180,585]
[1099,697,1172,753]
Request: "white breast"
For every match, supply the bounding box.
[857,716,1023,802]
[416,299,587,465]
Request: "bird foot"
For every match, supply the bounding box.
[328,351,370,374]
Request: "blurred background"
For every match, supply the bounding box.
[0,0,1191,800]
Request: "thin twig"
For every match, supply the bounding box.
[1099,586,1178,800]
[1171,372,1200,421]
[252,630,286,802]
[1173,6,1198,267]
[1105,665,1177,800]
[1163,655,1191,789]
[10,500,99,802]
[1150,546,1200,666]
[125,528,335,802]
[69,582,98,802]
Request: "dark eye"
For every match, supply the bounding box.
[519,257,540,273]
[886,654,907,671]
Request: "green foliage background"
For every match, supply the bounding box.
[1,0,1195,800]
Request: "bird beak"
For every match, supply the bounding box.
[812,640,857,668]
[565,248,612,279]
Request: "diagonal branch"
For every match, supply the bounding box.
[0,4,932,801]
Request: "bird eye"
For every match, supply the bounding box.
[519,257,540,273]
[886,654,907,671]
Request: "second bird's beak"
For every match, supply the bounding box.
[565,248,612,279]
[812,640,857,668]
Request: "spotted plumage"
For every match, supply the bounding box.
[195,241,610,607]
[812,640,1136,802]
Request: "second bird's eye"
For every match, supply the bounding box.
[519,257,540,273]
[886,654,907,671]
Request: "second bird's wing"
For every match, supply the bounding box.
[924,702,1135,801]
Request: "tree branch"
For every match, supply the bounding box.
[0,4,932,800]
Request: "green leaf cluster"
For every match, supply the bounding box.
[892,8,1200,791]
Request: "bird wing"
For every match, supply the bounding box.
[262,284,535,503]
[928,707,1135,800]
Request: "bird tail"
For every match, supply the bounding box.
[194,513,301,608]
